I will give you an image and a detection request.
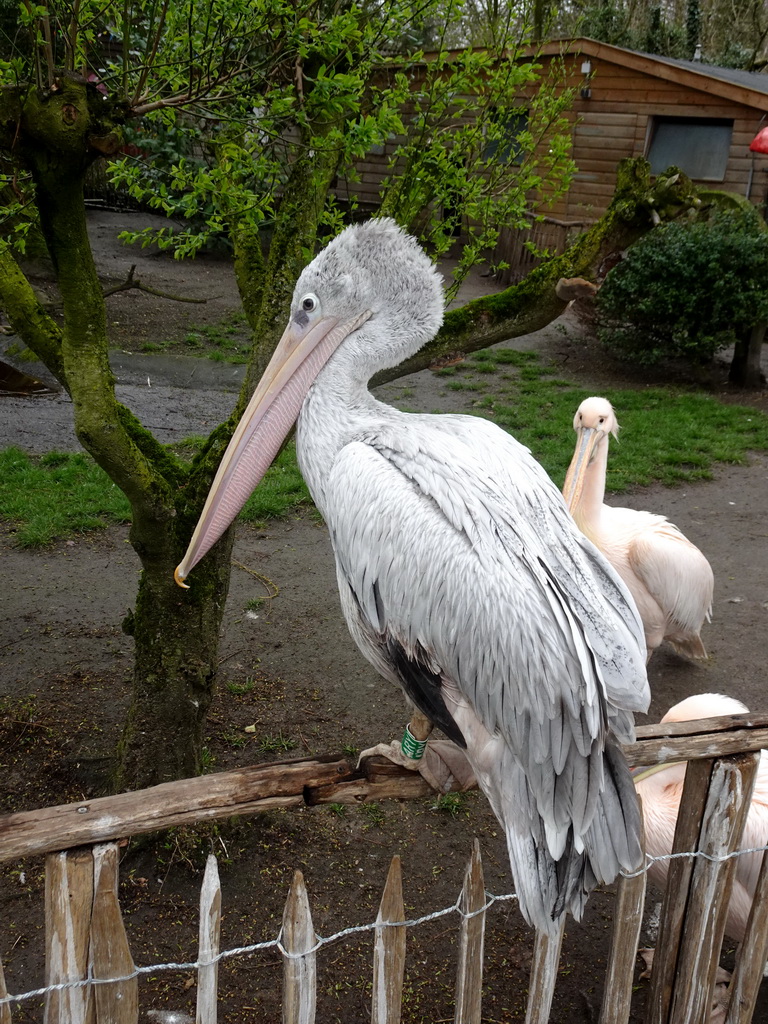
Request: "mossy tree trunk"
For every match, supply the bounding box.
[2,78,248,787]
[118,528,236,786]
[0,78,347,790]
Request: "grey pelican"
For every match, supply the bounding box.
[562,396,714,663]
[175,219,649,933]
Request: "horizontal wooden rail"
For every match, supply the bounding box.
[0,755,432,863]
[1,714,767,864]
[625,712,768,768]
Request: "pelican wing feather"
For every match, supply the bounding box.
[619,512,714,631]
[323,412,649,928]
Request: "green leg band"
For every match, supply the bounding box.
[401,724,428,760]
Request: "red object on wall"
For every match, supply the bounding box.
[749,126,768,153]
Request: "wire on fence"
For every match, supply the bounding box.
[618,842,768,878]
[3,842,768,1008]
[0,889,518,1006]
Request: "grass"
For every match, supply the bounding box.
[485,383,768,491]
[359,802,385,827]
[453,348,768,491]
[3,349,768,546]
[227,679,256,696]
[0,448,131,547]
[431,792,468,817]
[0,440,311,547]
[257,732,296,754]
[446,379,486,392]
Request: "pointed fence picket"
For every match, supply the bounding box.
[90,844,138,1024]
[726,842,768,1024]
[281,871,317,1024]
[525,919,566,1024]
[196,855,221,1024]
[599,811,647,1024]
[0,954,11,1024]
[453,839,485,1024]
[3,713,768,1022]
[371,855,406,1024]
[44,848,95,1024]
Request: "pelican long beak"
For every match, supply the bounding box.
[562,427,604,513]
[174,308,371,587]
[631,761,684,782]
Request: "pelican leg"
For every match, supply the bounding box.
[357,710,433,770]
[405,709,434,750]
[356,709,476,794]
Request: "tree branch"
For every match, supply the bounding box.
[0,244,69,392]
[373,159,704,386]
[131,0,171,106]
[103,264,210,303]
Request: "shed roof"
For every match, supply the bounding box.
[538,38,768,110]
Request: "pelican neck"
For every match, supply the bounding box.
[296,353,405,512]
[575,433,609,530]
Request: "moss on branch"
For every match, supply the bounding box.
[0,245,68,388]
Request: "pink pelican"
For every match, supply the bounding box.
[175,219,649,933]
[635,692,768,942]
[562,396,714,663]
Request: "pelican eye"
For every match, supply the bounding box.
[301,294,318,313]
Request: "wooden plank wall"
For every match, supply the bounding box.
[531,55,768,221]
[336,52,768,227]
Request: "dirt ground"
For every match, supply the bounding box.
[1,211,768,1022]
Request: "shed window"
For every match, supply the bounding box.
[484,109,528,165]
[646,117,733,181]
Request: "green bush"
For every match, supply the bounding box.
[596,210,768,365]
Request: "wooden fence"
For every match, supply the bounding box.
[2,712,768,1023]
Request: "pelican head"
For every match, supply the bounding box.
[562,396,619,512]
[175,218,444,587]
[661,692,749,724]
[633,693,749,786]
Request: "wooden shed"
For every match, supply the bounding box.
[336,37,768,280]
[539,37,768,221]
[341,38,768,216]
